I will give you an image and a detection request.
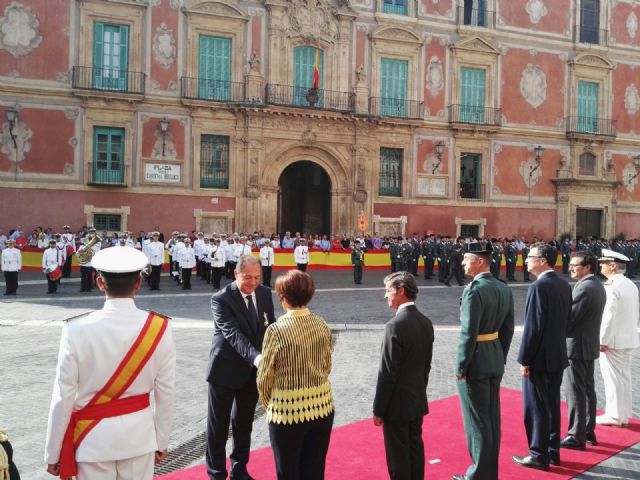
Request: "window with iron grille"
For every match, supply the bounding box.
[460,224,479,239]
[94,214,121,231]
[579,152,596,176]
[200,135,229,189]
[93,127,125,184]
[379,148,403,196]
[463,0,487,26]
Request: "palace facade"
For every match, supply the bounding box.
[1,0,640,239]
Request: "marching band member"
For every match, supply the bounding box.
[260,241,275,288]
[146,232,165,291]
[43,239,62,294]
[61,225,76,278]
[171,234,186,284]
[210,238,226,289]
[224,237,235,279]
[294,238,309,271]
[193,232,205,279]
[201,236,212,283]
[1,238,21,295]
[165,232,179,281]
[55,234,67,282]
[44,247,175,480]
[178,237,196,290]
[77,229,101,292]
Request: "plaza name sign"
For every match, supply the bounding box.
[145,163,181,183]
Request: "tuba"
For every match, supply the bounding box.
[76,234,102,265]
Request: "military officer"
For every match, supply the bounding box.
[351,239,366,284]
[438,237,451,283]
[453,241,515,480]
[504,239,517,282]
[408,233,420,276]
[146,232,165,291]
[445,238,466,287]
[1,238,21,295]
[389,237,399,272]
[397,237,411,272]
[521,241,531,281]
[561,238,572,274]
[61,225,75,278]
[491,239,502,279]
[210,238,226,289]
[421,235,434,280]
[43,239,63,294]
[294,237,310,271]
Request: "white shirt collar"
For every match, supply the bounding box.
[397,301,415,312]
[536,269,554,279]
[473,271,492,281]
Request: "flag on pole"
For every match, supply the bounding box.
[313,48,320,90]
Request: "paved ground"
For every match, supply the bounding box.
[1,268,639,479]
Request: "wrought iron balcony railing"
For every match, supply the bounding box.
[88,162,127,186]
[265,84,355,112]
[72,66,145,95]
[181,77,246,103]
[566,116,617,137]
[449,104,502,127]
[458,6,496,28]
[457,182,485,201]
[574,25,608,46]
[369,97,423,120]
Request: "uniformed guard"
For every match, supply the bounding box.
[491,239,502,279]
[146,232,165,291]
[521,241,531,281]
[561,238,572,274]
[420,235,433,280]
[437,237,451,283]
[408,233,420,276]
[61,225,75,278]
[445,237,466,287]
[1,238,21,295]
[351,239,365,284]
[504,239,517,281]
[44,247,176,480]
[453,241,515,480]
[397,236,410,272]
[43,239,62,294]
[389,237,399,272]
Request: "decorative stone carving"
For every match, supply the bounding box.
[301,129,317,144]
[56,71,70,84]
[353,189,367,203]
[248,51,260,72]
[525,0,548,24]
[1,117,32,167]
[624,84,640,115]
[520,64,547,108]
[0,2,43,58]
[168,80,177,92]
[63,163,74,175]
[245,175,261,199]
[627,11,638,39]
[170,0,183,10]
[153,22,176,69]
[148,0,161,6]
[284,0,339,43]
[151,130,177,160]
[356,64,366,82]
[493,142,503,154]
[64,108,79,120]
[422,153,441,173]
[560,148,570,169]
[248,7,265,17]
[623,162,638,192]
[426,56,443,97]
[519,158,542,187]
[151,80,161,93]
[69,137,78,147]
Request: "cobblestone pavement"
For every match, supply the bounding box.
[1,269,639,479]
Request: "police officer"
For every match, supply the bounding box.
[421,235,434,280]
[491,239,502,279]
[504,239,517,282]
[521,241,531,282]
[351,239,365,284]
[445,237,466,287]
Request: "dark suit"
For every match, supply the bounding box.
[518,271,571,466]
[564,275,606,444]
[373,305,434,480]
[206,282,275,480]
[456,273,514,480]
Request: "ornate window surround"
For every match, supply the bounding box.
[452,138,491,201]
[575,0,608,47]
[454,216,486,238]
[84,204,131,232]
[194,208,235,234]
[376,0,416,18]
[568,53,613,119]
[450,36,500,109]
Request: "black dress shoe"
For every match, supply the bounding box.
[452,475,467,480]
[586,432,598,446]
[560,436,585,450]
[512,455,550,471]
[549,453,560,466]
[229,474,255,480]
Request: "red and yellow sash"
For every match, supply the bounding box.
[59,312,168,477]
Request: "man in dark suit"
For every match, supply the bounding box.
[453,241,515,480]
[513,242,571,471]
[373,271,434,480]
[560,251,606,450]
[206,255,276,480]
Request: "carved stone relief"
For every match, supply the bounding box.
[151,130,177,160]
[426,56,444,97]
[519,157,543,187]
[520,64,547,108]
[248,52,260,72]
[623,162,638,192]
[284,0,339,43]
[153,22,176,69]
[525,0,548,25]
[1,117,32,168]
[64,163,74,175]
[624,84,640,115]
[170,0,184,10]
[627,11,638,39]
[0,2,43,58]
[64,108,79,120]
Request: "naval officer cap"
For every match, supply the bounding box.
[598,248,630,263]
[92,246,148,274]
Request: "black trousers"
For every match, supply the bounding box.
[203,263,212,283]
[523,369,563,465]
[262,265,272,287]
[506,259,516,280]
[297,263,308,272]
[150,265,162,290]
[423,257,434,278]
[181,267,192,289]
[353,265,363,284]
[62,254,72,278]
[268,412,334,480]
[564,358,597,444]
[445,265,464,285]
[383,415,424,480]
[47,275,58,293]
[4,271,18,294]
[206,380,259,480]
[226,261,236,279]
[80,266,93,291]
[458,376,502,480]
[212,267,223,289]
[408,259,418,276]
[438,260,449,282]
[0,438,20,479]
[523,264,530,281]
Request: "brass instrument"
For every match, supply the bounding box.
[76,234,102,265]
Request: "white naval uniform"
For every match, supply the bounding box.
[210,244,226,267]
[1,246,21,271]
[42,247,62,271]
[178,245,196,269]
[233,243,252,260]
[260,245,275,266]
[294,245,309,265]
[599,273,640,424]
[146,241,165,267]
[45,298,176,480]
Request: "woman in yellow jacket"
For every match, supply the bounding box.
[257,270,334,480]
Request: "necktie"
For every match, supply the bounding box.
[246,295,259,331]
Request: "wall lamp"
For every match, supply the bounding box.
[527,145,544,203]
[159,117,170,157]
[628,154,640,185]
[431,141,445,174]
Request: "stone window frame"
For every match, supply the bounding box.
[377,0,416,18]
[579,151,597,176]
[285,38,335,91]
[452,138,491,201]
[575,0,607,46]
[455,216,486,238]
[84,204,130,233]
[194,208,235,235]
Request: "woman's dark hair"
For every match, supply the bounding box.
[275,270,315,308]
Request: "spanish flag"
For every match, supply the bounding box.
[313,48,320,90]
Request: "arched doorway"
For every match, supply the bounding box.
[277,161,331,235]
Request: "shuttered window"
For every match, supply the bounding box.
[379,148,403,196]
[200,135,230,189]
[577,81,599,133]
[460,67,486,123]
[199,35,232,100]
[93,23,129,91]
[93,127,125,184]
[383,0,408,15]
[463,0,487,26]
[580,0,600,44]
[380,58,408,117]
[293,46,324,107]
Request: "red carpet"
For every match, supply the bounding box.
[156,388,640,479]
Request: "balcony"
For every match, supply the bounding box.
[449,104,501,131]
[458,6,496,29]
[457,182,485,201]
[574,26,608,46]
[88,162,127,186]
[566,116,617,140]
[369,97,423,120]
[181,77,246,103]
[72,66,145,99]
[265,84,355,112]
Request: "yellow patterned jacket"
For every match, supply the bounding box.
[257,308,334,424]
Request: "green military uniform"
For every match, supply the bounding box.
[351,243,365,284]
[456,264,515,480]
